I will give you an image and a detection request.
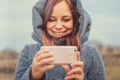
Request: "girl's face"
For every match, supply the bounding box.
[46,1,73,39]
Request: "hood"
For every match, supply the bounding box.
[32,0,91,45]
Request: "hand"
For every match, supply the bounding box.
[31,49,55,80]
[62,51,84,80]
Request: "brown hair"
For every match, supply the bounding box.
[38,0,81,51]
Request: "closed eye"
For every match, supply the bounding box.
[63,19,71,22]
[48,19,56,22]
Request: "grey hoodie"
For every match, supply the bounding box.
[14,0,106,80]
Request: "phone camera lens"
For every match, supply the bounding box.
[74,49,77,52]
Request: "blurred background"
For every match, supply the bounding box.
[0,0,120,80]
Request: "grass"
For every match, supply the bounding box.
[0,73,14,80]
[0,50,18,80]
[106,66,120,80]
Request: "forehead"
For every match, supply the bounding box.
[51,0,72,16]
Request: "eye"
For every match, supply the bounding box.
[63,18,71,22]
[48,18,56,22]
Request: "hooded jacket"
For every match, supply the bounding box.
[14,0,106,80]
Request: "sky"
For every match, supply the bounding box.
[0,0,120,51]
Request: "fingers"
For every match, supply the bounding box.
[34,49,53,61]
[62,65,71,73]
[31,49,55,79]
[65,73,84,80]
[38,57,54,66]
[38,64,55,73]
[65,65,84,80]
[34,49,54,63]
[66,61,84,75]
[66,67,83,76]
[33,49,55,67]
[76,51,80,61]
[71,61,84,69]
[65,60,84,80]
[34,49,49,58]
[42,64,55,72]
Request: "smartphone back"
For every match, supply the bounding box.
[41,46,77,64]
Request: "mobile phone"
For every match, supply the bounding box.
[41,46,77,64]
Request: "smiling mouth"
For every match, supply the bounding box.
[51,30,66,33]
[51,30,67,38]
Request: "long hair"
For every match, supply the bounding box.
[38,0,81,51]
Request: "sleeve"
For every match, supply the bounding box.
[87,47,106,80]
[14,45,32,80]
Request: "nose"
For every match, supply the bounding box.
[55,21,63,30]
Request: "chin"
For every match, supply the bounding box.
[54,35,63,39]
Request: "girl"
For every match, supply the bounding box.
[14,0,106,80]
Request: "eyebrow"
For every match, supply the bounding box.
[62,15,71,18]
[50,15,71,18]
[50,16,55,18]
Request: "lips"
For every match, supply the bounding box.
[51,30,66,33]
[50,30,67,38]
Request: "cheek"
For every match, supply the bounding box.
[69,22,74,28]
[46,22,55,29]
[64,21,73,29]
[46,20,74,29]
